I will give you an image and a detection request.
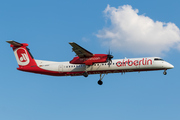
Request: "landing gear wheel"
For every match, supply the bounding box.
[98,80,103,85]
[163,71,167,75]
[83,72,88,77]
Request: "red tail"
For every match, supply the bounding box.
[7,40,37,68]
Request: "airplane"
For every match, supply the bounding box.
[7,40,174,85]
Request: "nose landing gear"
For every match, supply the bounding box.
[163,69,167,75]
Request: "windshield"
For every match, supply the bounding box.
[154,58,164,61]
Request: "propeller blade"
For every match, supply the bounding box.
[107,49,113,67]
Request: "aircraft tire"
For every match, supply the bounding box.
[98,80,103,85]
[163,71,167,75]
[83,72,88,77]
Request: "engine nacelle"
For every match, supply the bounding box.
[70,54,108,65]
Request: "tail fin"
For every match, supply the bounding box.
[6,40,37,68]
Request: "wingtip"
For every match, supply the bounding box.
[6,40,13,43]
[69,42,77,46]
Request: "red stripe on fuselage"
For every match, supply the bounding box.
[17,66,165,76]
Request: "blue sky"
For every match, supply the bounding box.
[1,0,180,120]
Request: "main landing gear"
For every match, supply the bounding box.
[83,65,105,85]
[83,72,88,77]
[163,69,167,75]
[83,72,105,85]
[83,65,91,77]
[98,74,105,85]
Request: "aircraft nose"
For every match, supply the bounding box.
[170,64,174,69]
[167,63,174,69]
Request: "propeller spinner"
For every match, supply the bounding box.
[107,50,114,67]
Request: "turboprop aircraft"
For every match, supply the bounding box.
[7,40,174,85]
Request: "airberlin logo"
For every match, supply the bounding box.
[14,48,30,66]
[116,58,152,67]
[19,53,28,62]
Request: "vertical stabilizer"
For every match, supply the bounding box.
[6,40,37,68]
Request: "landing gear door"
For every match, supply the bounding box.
[86,65,93,71]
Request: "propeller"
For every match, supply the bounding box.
[107,49,114,67]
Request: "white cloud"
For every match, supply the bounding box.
[82,37,89,42]
[96,4,180,56]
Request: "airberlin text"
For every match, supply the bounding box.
[116,58,152,67]
[80,57,101,61]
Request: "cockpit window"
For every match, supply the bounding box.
[154,58,164,61]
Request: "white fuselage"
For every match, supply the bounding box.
[35,57,174,75]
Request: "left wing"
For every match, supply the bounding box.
[69,42,93,58]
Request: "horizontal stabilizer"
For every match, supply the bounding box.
[6,40,22,47]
